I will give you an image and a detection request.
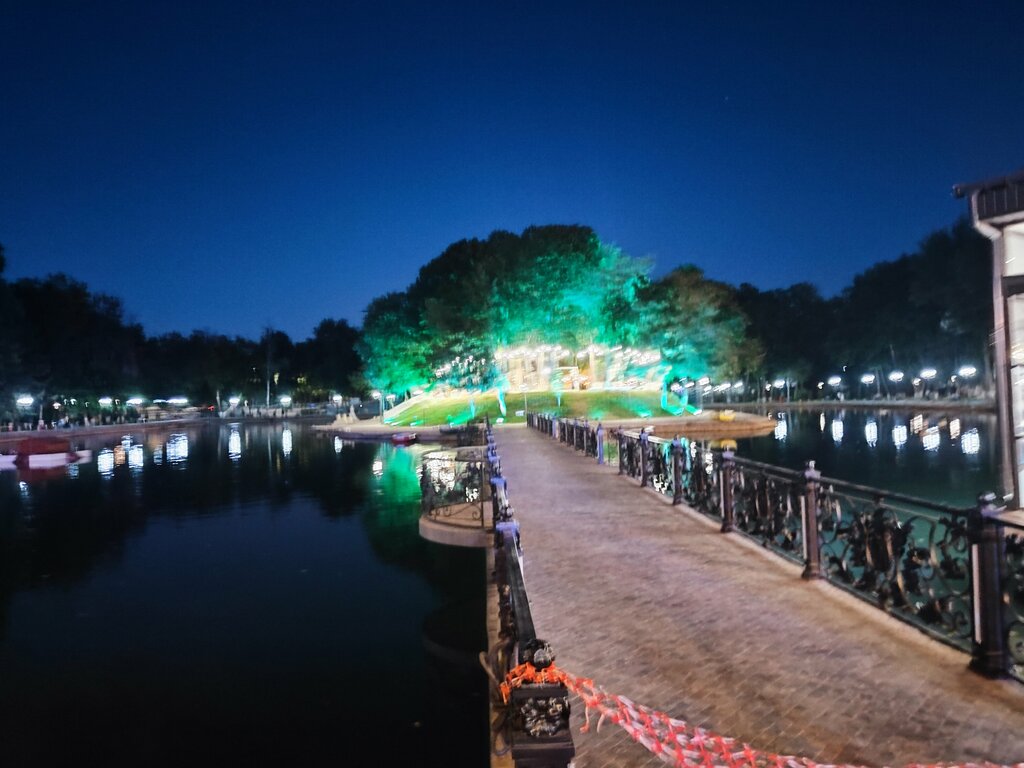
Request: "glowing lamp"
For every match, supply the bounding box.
[958,365,977,378]
[920,368,937,380]
[860,374,875,385]
[772,378,786,388]
[888,371,904,383]
[827,376,842,387]
[127,397,144,406]
[16,395,34,407]
[279,395,292,406]
[98,397,113,406]
[229,397,241,406]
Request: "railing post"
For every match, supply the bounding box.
[671,435,683,505]
[617,431,625,475]
[639,429,650,487]
[490,476,509,525]
[969,491,1009,678]
[720,449,735,532]
[596,423,605,464]
[801,460,823,580]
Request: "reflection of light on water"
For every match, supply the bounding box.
[911,414,924,434]
[923,427,941,452]
[166,434,189,464]
[67,463,79,479]
[114,445,126,467]
[128,444,144,472]
[961,428,980,455]
[774,417,788,441]
[19,481,29,498]
[949,418,961,440]
[334,436,343,454]
[892,425,908,449]
[819,412,825,432]
[372,459,384,477]
[831,419,844,444]
[97,449,115,477]
[282,428,293,457]
[153,446,163,465]
[229,429,242,461]
[864,420,877,447]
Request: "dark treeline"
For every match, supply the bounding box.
[0,244,362,425]
[0,215,992,424]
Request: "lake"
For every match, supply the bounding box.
[0,422,489,767]
[732,406,999,508]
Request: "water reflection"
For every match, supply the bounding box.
[0,422,488,766]
[228,428,242,461]
[865,420,877,448]
[736,407,998,507]
[282,428,292,457]
[774,416,788,441]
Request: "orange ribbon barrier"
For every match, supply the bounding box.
[502,663,1022,768]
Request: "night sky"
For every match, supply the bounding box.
[2,1,1022,341]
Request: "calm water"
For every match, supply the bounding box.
[0,422,489,767]
[733,407,999,508]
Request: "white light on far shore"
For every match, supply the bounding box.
[958,365,977,378]
[98,397,113,406]
[279,395,292,406]
[888,371,904,383]
[827,376,842,387]
[16,395,34,407]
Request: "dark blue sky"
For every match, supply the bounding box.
[2,1,1022,341]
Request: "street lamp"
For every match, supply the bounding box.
[371,390,382,421]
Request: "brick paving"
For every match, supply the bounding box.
[492,424,1024,768]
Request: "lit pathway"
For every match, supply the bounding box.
[492,424,1024,768]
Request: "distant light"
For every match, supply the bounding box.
[697,376,710,386]
[817,381,824,389]
[16,395,33,407]
[958,365,977,378]
[912,378,922,387]
[168,396,189,406]
[52,402,61,409]
[888,371,904,383]
[920,368,937,380]
[860,374,875,385]
[773,378,786,388]
[229,396,241,406]
[127,397,144,406]
[892,425,908,449]
[331,394,342,404]
[371,390,381,400]
[827,376,842,387]
[279,395,292,406]
[98,397,113,406]
[733,381,744,389]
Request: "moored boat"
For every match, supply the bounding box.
[390,432,419,445]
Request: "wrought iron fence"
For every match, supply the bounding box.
[527,412,1019,680]
[420,445,492,528]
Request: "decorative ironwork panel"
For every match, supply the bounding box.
[816,484,973,650]
[681,443,721,517]
[648,439,675,499]
[619,432,642,481]
[1005,524,1024,682]
[731,463,803,562]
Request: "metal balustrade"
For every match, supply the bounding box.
[526,411,1018,681]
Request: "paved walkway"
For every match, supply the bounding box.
[492,425,1024,768]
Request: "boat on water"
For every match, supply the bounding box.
[1,436,92,470]
[390,432,419,445]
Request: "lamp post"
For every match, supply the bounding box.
[920,367,937,398]
[372,390,382,421]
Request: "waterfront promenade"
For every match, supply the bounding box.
[492,424,1024,768]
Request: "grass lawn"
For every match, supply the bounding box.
[382,389,698,427]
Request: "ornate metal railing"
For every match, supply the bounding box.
[812,476,974,650]
[420,445,492,528]
[526,413,1020,681]
[1003,515,1024,682]
[463,417,575,767]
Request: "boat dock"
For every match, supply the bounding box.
[487,423,1024,768]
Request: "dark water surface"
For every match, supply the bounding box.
[0,422,489,767]
[733,407,999,508]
